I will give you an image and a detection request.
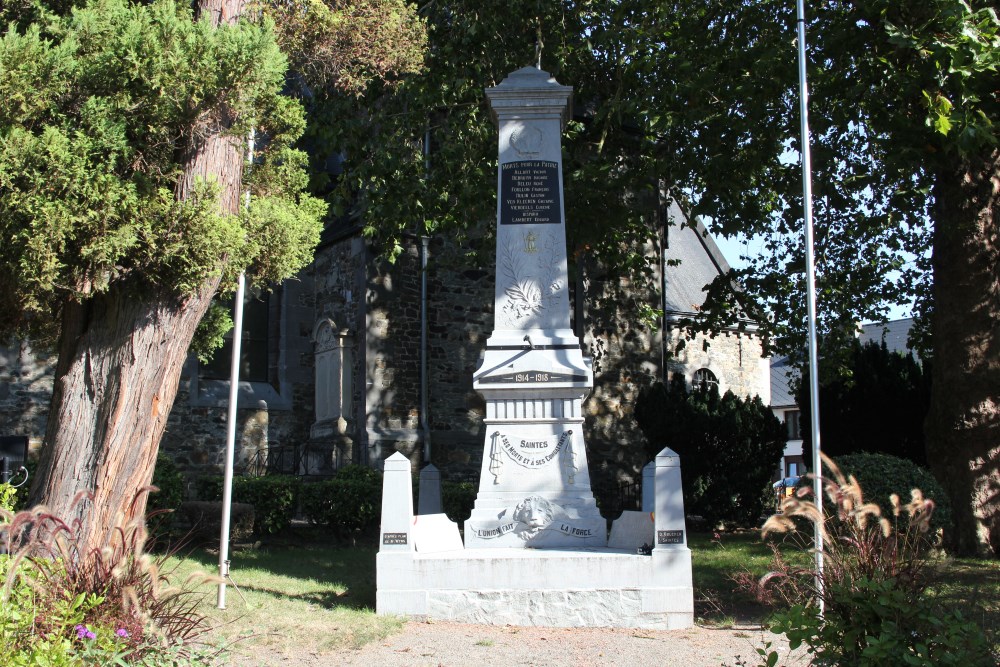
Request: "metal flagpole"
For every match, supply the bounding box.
[796,0,825,614]
[218,131,254,609]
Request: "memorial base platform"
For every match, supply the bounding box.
[376,546,693,629]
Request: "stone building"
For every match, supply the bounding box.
[0,199,769,496]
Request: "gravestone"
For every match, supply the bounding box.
[464,66,605,548]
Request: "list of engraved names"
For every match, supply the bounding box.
[500,160,561,225]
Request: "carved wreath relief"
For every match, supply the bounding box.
[499,230,563,326]
[510,125,543,156]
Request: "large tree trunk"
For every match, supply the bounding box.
[926,148,1000,557]
[29,283,220,551]
[28,0,246,557]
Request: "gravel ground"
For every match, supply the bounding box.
[231,620,808,666]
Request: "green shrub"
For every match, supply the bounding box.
[834,452,952,537]
[196,474,300,535]
[771,580,993,666]
[634,376,786,528]
[299,466,381,535]
[333,464,381,484]
[751,454,995,666]
[194,475,224,502]
[147,454,185,535]
[149,454,185,512]
[441,481,476,523]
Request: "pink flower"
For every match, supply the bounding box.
[116,628,129,638]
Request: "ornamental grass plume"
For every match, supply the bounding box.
[744,454,994,666]
[759,452,936,596]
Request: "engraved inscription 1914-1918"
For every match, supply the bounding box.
[500,161,560,225]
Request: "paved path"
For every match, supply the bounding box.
[232,620,808,666]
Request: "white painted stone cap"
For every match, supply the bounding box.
[486,66,573,126]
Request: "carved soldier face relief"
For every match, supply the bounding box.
[513,495,555,538]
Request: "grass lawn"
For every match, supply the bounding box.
[160,528,1000,658]
[164,531,400,659]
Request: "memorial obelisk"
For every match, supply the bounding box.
[464,67,606,548]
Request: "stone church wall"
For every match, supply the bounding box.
[0,341,55,454]
[663,327,770,403]
[0,231,771,498]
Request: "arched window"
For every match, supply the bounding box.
[692,368,719,393]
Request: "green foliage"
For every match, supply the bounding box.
[753,455,996,666]
[1,501,216,665]
[329,463,380,485]
[189,301,234,364]
[798,340,931,465]
[147,453,185,537]
[264,0,426,95]
[197,474,299,535]
[310,0,663,302]
[149,453,185,514]
[441,480,476,524]
[769,580,994,667]
[0,0,325,343]
[0,483,16,513]
[298,465,382,535]
[308,1,996,361]
[836,452,952,538]
[634,375,786,528]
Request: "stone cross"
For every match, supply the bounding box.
[464,67,606,548]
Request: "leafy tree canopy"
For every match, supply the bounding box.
[315,0,998,359]
[0,0,330,344]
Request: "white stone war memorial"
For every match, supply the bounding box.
[376,67,694,629]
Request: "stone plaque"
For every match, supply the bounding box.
[478,370,587,384]
[657,529,684,545]
[382,532,408,545]
[499,161,561,225]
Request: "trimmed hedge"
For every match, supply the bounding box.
[299,465,382,535]
[196,474,301,535]
[833,452,951,536]
[148,454,184,511]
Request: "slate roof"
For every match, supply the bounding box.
[662,202,734,319]
[858,317,914,356]
[770,355,799,408]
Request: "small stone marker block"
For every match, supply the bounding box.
[653,446,687,550]
[379,452,414,551]
[418,463,443,515]
[608,510,655,551]
[412,513,464,553]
